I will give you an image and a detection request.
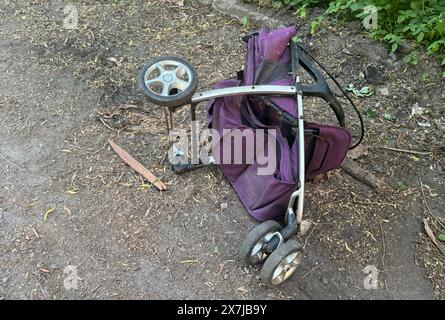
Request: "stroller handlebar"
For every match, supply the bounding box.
[190,85,298,104]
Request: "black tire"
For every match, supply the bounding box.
[240,220,282,266]
[260,240,303,286]
[138,56,198,108]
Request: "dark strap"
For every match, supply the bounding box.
[242,32,259,43]
[237,70,244,81]
[290,40,301,80]
[293,47,346,127]
[296,42,365,149]
[304,134,317,171]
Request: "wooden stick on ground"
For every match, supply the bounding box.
[0,152,22,169]
[419,178,445,230]
[380,146,430,156]
[108,139,167,191]
[423,218,445,255]
[341,158,385,191]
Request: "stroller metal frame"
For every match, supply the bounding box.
[188,80,306,230]
[182,79,307,282]
[138,35,352,285]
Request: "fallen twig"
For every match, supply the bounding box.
[379,221,391,298]
[108,139,167,191]
[302,263,322,279]
[0,152,21,169]
[352,200,397,207]
[32,227,40,239]
[419,178,445,229]
[423,218,445,255]
[379,221,387,272]
[380,146,430,156]
[341,158,385,190]
[99,117,118,132]
[219,260,235,274]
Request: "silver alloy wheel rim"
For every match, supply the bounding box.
[271,251,302,285]
[144,60,192,96]
[250,232,276,264]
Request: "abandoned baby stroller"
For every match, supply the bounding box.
[138,26,363,286]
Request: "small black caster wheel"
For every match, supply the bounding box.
[139,56,198,108]
[240,220,282,266]
[260,239,303,286]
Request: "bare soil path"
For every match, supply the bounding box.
[0,0,443,299]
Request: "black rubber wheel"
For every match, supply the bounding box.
[138,56,198,108]
[260,240,303,286]
[240,220,282,266]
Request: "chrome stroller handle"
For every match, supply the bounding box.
[290,80,305,226]
[190,85,298,104]
[260,78,305,255]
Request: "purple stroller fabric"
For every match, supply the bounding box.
[207,26,351,221]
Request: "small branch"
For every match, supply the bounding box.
[423,218,445,255]
[0,152,22,169]
[380,221,391,298]
[352,200,397,207]
[341,158,385,190]
[302,263,322,279]
[380,146,430,156]
[419,178,445,229]
[108,139,167,191]
[32,227,40,239]
[99,117,118,132]
[379,221,387,272]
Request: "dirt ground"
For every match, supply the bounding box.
[0,0,444,300]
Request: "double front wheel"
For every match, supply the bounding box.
[240,220,304,286]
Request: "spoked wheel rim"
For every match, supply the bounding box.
[143,60,193,97]
[240,220,282,266]
[270,251,303,285]
[250,232,277,265]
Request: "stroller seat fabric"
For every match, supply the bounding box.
[206,26,351,221]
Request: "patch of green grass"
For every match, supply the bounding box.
[396,180,409,191]
[403,51,420,65]
[364,107,377,118]
[258,0,445,76]
[383,113,397,122]
[311,15,325,34]
[242,15,250,28]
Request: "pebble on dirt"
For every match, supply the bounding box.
[364,65,384,85]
